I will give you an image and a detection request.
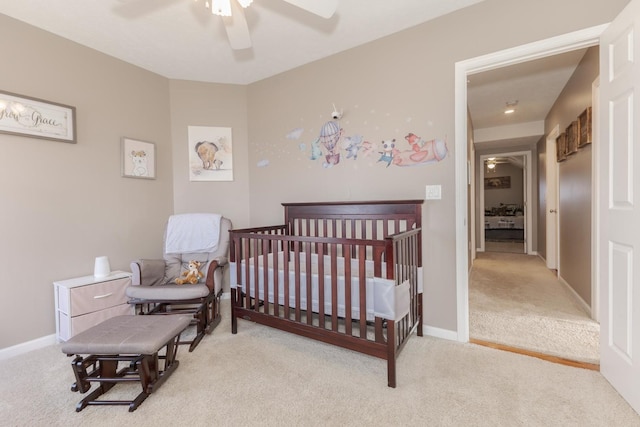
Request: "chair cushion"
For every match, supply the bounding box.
[126,283,210,300]
[61,315,192,355]
[138,259,166,287]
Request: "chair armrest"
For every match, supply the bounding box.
[212,256,228,266]
[205,260,222,293]
[130,259,167,286]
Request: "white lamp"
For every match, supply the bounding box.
[94,256,111,278]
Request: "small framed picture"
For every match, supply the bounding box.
[556,132,567,162]
[578,106,592,147]
[121,137,156,179]
[566,120,578,155]
[484,176,511,190]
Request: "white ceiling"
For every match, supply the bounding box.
[468,49,588,149]
[0,0,483,85]
[2,0,587,149]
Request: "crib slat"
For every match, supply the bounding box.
[284,245,291,319]
[330,244,338,331]
[243,238,251,310]
[305,241,313,325]
[317,243,325,327]
[344,246,352,336]
[359,245,367,338]
[273,238,279,318]
[252,239,260,312]
[294,241,301,322]
[262,239,269,316]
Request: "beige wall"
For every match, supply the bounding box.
[169,80,251,229]
[542,46,599,305]
[245,0,626,331]
[538,135,548,260]
[0,14,174,348]
[0,0,629,349]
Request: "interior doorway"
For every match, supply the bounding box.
[479,152,530,254]
[454,25,606,343]
[463,44,599,364]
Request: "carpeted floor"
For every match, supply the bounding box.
[484,240,524,253]
[0,302,638,426]
[469,252,599,364]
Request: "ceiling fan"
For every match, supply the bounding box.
[203,0,338,50]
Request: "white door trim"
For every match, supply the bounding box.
[545,125,560,270]
[591,77,600,322]
[454,24,607,342]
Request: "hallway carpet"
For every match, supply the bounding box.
[469,252,599,364]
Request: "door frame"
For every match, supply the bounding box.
[591,77,600,322]
[454,24,607,342]
[545,125,560,270]
[479,151,532,254]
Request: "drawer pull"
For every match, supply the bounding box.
[93,293,113,299]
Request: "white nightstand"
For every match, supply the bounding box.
[53,271,133,342]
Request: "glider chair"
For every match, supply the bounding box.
[127,213,232,352]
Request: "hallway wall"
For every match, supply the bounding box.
[541,47,598,306]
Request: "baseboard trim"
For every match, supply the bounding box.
[423,324,459,341]
[0,334,57,361]
[557,275,592,317]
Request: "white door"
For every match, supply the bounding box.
[599,0,640,413]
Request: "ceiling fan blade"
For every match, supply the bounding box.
[281,0,338,19]
[222,0,252,50]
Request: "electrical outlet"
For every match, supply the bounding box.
[425,185,441,200]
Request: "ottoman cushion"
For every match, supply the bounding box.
[61,315,192,355]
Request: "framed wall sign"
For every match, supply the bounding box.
[578,106,592,147]
[121,137,156,179]
[484,176,511,190]
[556,132,567,162]
[566,120,578,155]
[0,90,76,143]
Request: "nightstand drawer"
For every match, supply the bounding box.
[69,277,130,316]
[59,303,133,341]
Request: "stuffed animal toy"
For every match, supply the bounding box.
[175,260,204,285]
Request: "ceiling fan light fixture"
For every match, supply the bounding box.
[211,0,232,16]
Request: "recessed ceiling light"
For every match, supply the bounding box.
[504,100,518,114]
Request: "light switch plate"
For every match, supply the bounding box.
[425,185,442,200]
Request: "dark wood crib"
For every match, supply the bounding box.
[229,200,423,387]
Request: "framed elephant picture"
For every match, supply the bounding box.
[187,126,233,182]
